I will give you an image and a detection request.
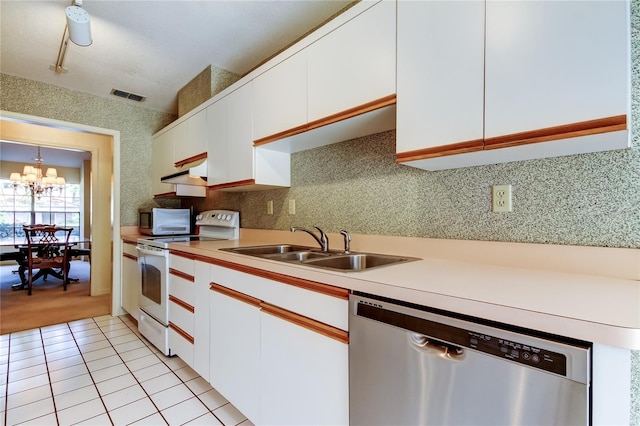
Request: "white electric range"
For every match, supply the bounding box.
[136,209,239,355]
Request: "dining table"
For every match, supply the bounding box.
[1,237,91,290]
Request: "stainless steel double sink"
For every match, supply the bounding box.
[221,244,421,272]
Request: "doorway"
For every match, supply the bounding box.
[0,111,121,318]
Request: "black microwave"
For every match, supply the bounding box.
[139,208,191,236]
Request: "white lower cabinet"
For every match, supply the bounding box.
[121,241,140,321]
[192,261,211,381]
[168,253,195,367]
[210,285,261,422]
[259,307,349,426]
[207,262,349,425]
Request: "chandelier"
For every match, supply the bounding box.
[9,146,66,198]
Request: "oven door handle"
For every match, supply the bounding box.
[135,246,166,257]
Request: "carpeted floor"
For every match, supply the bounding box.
[0,260,111,335]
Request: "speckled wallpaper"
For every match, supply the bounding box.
[0,73,178,226]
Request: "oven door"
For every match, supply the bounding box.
[136,244,169,325]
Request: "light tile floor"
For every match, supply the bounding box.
[0,315,253,426]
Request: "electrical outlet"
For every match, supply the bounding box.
[492,185,512,212]
[267,200,273,215]
[289,199,296,215]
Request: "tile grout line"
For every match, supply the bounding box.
[5,316,242,426]
[118,318,230,425]
[90,316,171,425]
[40,325,63,426]
[3,335,9,426]
[68,318,115,426]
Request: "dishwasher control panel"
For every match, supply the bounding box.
[468,332,567,376]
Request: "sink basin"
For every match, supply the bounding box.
[221,244,420,272]
[303,253,417,272]
[265,251,332,261]
[223,245,314,256]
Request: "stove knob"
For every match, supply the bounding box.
[196,214,203,221]
[217,214,222,220]
[225,215,231,221]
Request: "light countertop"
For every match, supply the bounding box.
[125,228,640,350]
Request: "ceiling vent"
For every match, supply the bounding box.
[110,88,146,102]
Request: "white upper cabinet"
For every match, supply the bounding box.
[396,0,630,171]
[252,52,307,142]
[151,130,174,196]
[396,0,485,155]
[226,83,254,184]
[208,83,290,190]
[206,97,228,187]
[484,0,629,139]
[171,109,208,163]
[307,0,396,122]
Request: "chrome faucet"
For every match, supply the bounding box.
[291,225,329,252]
[340,230,351,254]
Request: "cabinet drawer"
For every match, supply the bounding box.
[210,264,348,331]
[170,273,194,305]
[170,253,195,275]
[168,326,194,366]
[169,297,194,336]
[122,241,138,258]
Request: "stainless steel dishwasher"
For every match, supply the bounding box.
[349,292,591,425]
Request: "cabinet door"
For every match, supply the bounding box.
[151,130,174,196]
[260,308,349,426]
[121,242,140,321]
[177,109,208,163]
[485,0,629,138]
[206,99,228,186]
[396,0,484,154]
[253,52,307,141]
[210,285,260,423]
[226,83,254,184]
[307,0,396,122]
[192,261,210,381]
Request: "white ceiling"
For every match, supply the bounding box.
[0,0,353,115]
[1,142,91,168]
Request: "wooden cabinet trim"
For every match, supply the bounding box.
[261,302,349,344]
[153,191,177,199]
[210,282,262,308]
[171,250,197,260]
[254,123,311,146]
[208,179,256,191]
[122,252,137,261]
[174,152,207,168]
[395,115,626,162]
[169,321,195,344]
[169,295,195,313]
[253,94,397,147]
[122,239,138,246]
[308,94,397,132]
[484,115,627,150]
[197,255,349,300]
[169,268,195,282]
[395,138,485,162]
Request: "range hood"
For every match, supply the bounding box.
[161,159,207,186]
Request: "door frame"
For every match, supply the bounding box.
[0,110,123,316]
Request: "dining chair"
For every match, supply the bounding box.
[22,225,73,296]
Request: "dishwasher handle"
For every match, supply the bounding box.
[135,245,166,257]
[409,332,465,361]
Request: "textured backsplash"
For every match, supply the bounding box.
[189,124,640,248]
